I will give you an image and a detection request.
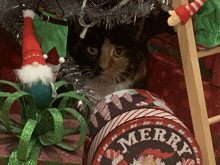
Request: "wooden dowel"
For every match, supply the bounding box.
[209,115,220,125]
[198,46,220,58]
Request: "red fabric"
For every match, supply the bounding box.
[0,28,22,114]
[203,54,216,69]
[22,17,46,66]
[46,47,60,65]
[146,51,220,150]
[8,53,22,69]
[202,53,220,87]
[0,65,20,114]
[175,5,192,25]
[148,33,179,51]
[212,54,220,86]
[0,39,3,71]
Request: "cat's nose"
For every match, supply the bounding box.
[100,63,110,70]
[99,58,113,70]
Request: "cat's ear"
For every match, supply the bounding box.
[117,17,146,41]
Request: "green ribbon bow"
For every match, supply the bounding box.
[0,80,91,165]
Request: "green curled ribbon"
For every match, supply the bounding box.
[0,80,91,165]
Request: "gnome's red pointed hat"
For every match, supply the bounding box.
[22,10,47,67]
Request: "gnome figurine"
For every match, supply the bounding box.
[15,9,56,110]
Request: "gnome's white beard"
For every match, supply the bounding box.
[15,64,53,87]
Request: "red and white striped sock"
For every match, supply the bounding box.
[175,0,206,24]
[186,0,206,16]
[196,43,207,51]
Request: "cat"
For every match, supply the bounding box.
[67,6,175,97]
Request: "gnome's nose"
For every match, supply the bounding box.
[32,61,40,67]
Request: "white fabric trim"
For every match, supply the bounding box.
[23,9,35,19]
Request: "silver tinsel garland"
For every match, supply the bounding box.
[57,53,103,109]
[0,0,173,45]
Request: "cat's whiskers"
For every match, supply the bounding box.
[114,73,124,83]
[81,67,94,77]
[83,72,94,78]
[81,66,92,69]
[81,68,94,72]
[117,70,128,78]
[80,65,94,71]
[117,70,132,80]
[113,74,119,83]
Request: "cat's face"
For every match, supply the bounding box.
[70,25,144,84]
[99,38,130,82]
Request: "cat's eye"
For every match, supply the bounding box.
[87,46,98,55]
[113,47,126,58]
